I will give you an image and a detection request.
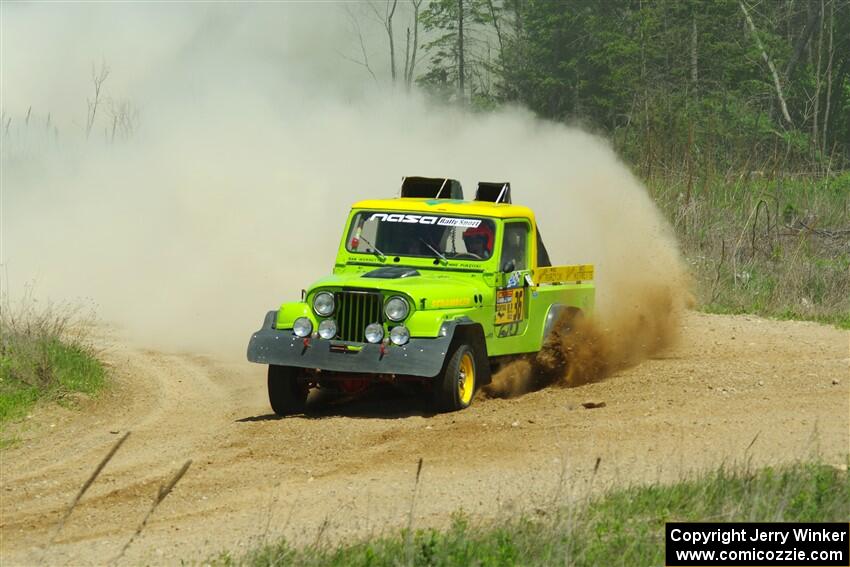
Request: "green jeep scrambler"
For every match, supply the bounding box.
[247,178,594,414]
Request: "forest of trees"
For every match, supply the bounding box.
[356,0,850,177]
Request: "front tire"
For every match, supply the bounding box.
[432,343,477,412]
[267,365,308,416]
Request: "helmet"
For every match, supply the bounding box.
[462,224,494,254]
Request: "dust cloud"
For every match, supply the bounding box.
[2,3,690,368]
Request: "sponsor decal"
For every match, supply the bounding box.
[437,217,481,228]
[533,264,595,284]
[368,213,481,228]
[495,288,525,325]
[506,271,522,288]
[431,297,473,308]
[496,291,513,305]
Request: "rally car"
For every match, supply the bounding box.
[247,177,595,414]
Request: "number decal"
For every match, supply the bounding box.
[497,322,520,338]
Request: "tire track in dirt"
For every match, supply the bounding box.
[1,313,847,566]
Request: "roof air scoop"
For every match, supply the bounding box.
[401,176,463,200]
[475,182,511,204]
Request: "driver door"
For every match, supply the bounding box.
[494,220,532,344]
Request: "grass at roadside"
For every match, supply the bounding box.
[211,461,849,567]
[0,296,105,433]
[652,171,849,328]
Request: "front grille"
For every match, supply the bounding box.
[335,291,382,342]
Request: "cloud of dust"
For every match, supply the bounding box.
[483,149,694,397]
[2,3,690,369]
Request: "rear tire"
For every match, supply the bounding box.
[432,343,477,413]
[267,365,308,416]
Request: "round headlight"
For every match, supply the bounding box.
[318,319,337,340]
[293,317,313,338]
[364,323,384,344]
[385,296,409,322]
[389,326,410,346]
[313,292,335,316]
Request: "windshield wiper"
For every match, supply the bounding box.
[358,235,385,260]
[419,238,447,263]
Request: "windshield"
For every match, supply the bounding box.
[346,211,497,261]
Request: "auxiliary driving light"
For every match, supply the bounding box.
[318,319,337,340]
[389,325,410,346]
[313,291,335,316]
[293,317,313,338]
[385,296,410,322]
[365,323,384,344]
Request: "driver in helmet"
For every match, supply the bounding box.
[462,224,494,259]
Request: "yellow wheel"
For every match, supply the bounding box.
[433,343,477,412]
[458,351,475,406]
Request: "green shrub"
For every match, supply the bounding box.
[0,295,105,426]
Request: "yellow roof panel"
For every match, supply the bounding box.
[350,198,535,220]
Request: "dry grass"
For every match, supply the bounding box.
[652,171,850,328]
[0,290,105,428]
[210,460,849,566]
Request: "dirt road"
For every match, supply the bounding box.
[1,312,847,565]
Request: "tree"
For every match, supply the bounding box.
[490,0,850,170]
[403,0,425,90]
[417,0,492,105]
[341,1,425,90]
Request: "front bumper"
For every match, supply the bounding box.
[247,311,452,378]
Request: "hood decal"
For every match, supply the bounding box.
[362,267,421,279]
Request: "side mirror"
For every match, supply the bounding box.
[501,260,515,273]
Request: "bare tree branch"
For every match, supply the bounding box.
[388,0,399,82]
[405,0,423,89]
[785,3,821,78]
[367,0,400,82]
[691,10,699,88]
[458,0,465,102]
[341,5,379,84]
[486,0,505,64]
[86,61,110,140]
[739,1,794,125]
[822,0,835,152]
[404,26,411,86]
